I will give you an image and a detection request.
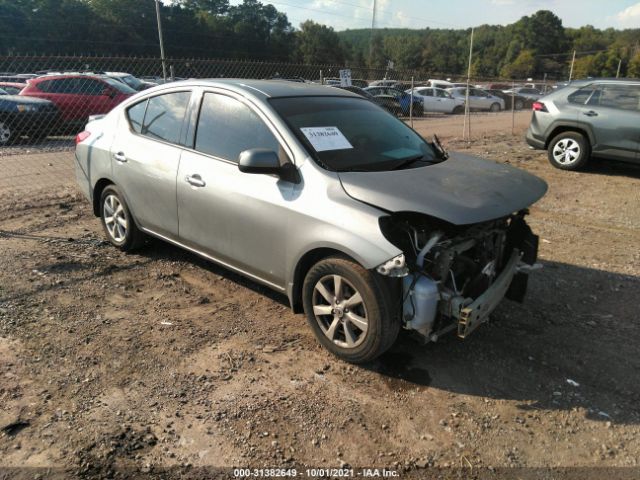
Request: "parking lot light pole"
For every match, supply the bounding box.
[155,0,168,82]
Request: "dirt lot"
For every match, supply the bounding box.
[1,112,639,479]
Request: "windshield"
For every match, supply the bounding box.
[101,77,137,94]
[120,75,143,90]
[270,96,438,172]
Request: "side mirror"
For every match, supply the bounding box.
[238,149,281,175]
[102,87,116,98]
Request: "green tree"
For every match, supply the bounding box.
[500,49,536,78]
[295,20,345,64]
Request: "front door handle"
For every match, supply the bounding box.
[583,110,599,117]
[186,174,206,188]
[113,152,127,163]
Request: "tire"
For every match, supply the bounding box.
[99,185,146,251]
[514,100,524,110]
[302,256,400,364]
[0,120,14,145]
[412,105,423,117]
[452,105,464,115]
[547,131,589,171]
[489,102,501,112]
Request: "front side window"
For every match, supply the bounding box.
[140,91,190,144]
[270,96,438,172]
[194,93,281,163]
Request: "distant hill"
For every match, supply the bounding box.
[337,13,640,80]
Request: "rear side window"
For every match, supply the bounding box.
[194,93,281,163]
[127,100,148,134]
[78,79,105,95]
[140,91,191,144]
[590,84,640,111]
[568,86,596,105]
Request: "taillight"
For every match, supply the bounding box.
[532,101,547,112]
[75,131,91,145]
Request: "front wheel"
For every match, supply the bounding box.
[100,185,146,251]
[452,105,465,115]
[302,257,399,364]
[547,131,589,170]
[489,102,501,112]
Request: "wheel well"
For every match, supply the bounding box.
[545,126,591,150]
[92,178,113,216]
[290,248,357,313]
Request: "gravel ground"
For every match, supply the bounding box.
[1,117,639,479]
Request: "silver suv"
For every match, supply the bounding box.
[526,79,640,170]
[75,80,546,363]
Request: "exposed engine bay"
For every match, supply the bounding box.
[379,211,540,342]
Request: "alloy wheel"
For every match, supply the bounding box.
[103,194,128,243]
[312,274,368,349]
[552,138,581,165]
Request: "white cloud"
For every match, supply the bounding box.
[615,2,640,27]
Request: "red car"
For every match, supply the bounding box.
[20,74,136,131]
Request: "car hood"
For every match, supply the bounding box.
[338,152,548,225]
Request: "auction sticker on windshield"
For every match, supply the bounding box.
[300,126,353,152]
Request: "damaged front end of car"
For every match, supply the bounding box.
[377,210,540,342]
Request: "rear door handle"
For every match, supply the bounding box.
[185,174,206,188]
[583,110,599,117]
[113,152,127,163]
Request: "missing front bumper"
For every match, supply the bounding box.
[455,249,522,339]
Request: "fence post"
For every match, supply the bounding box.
[409,76,414,128]
[511,79,515,136]
[462,27,474,141]
[320,69,323,85]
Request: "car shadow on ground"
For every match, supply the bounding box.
[366,259,640,425]
[581,158,640,179]
[135,238,640,425]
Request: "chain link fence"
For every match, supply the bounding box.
[0,54,541,199]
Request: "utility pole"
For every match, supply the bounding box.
[368,0,377,65]
[155,0,168,82]
[462,27,474,141]
[568,50,576,83]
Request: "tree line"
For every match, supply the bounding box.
[1,1,639,80]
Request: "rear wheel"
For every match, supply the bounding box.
[0,120,13,145]
[302,257,399,364]
[514,100,524,110]
[547,131,589,171]
[100,185,146,251]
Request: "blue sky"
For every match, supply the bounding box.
[228,0,640,30]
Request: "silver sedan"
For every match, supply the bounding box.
[75,80,546,363]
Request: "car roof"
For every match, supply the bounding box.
[30,73,110,82]
[567,78,640,86]
[170,79,358,99]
